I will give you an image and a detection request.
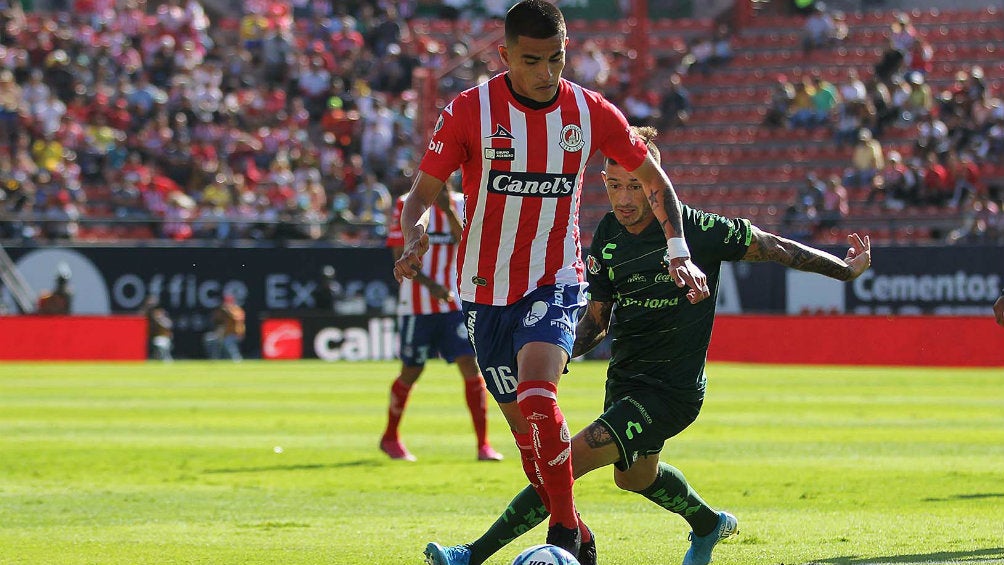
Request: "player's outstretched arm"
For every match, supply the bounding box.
[631,155,710,303]
[572,300,613,358]
[744,227,872,281]
[394,172,445,282]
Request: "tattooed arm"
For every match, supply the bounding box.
[743,226,872,281]
[572,300,614,358]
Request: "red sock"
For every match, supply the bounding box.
[464,376,489,448]
[513,430,550,511]
[516,380,576,529]
[382,378,412,441]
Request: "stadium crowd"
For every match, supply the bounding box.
[0,0,1001,245]
[766,6,1003,243]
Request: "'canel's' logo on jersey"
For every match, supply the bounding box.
[559,124,584,152]
[486,125,515,139]
[486,170,576,197]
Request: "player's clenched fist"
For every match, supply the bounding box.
[393,228,429,282]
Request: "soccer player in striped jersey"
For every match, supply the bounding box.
[398,0,710,561]
[381,183,504,463]
[424,126,871,565]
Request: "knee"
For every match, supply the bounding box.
[613,470,652,492]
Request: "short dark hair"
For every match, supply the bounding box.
[606,126,660,167]
[505,0,566,43]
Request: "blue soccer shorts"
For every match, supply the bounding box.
[462,283,586,403]
[398,311,474,367]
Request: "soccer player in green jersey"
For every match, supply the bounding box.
[423,127,872,565]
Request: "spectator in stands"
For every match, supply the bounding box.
[789,77,817,129]
[570,40,611,91]
[802,3,837,54]
[915,111,949,159]
[817,174,849,234]
[844,128,884,189]
[41,188,80,240]
[658,73,691,130]
[869,150,917,209]
[946,151,982,208]
[351,171,391,237]
[709,25,735,68]
[903,72,933,121]
[889,13,918,54]
[810,74,840,127]
[763,75,794,129]
[946,192,998,244]
[873,38,906,85]
[833,102,864,146]
[866,76,896,138]
[920,152,952,206]
[905,38,934,79]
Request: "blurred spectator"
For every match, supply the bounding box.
[139,295,174,361]
[810,74,840,127]
[920,152,952,206]
[915,111,949,159]
[763,75,794,128]
[203,293,245,361]
[352,171,391,236]
[817,174,849,233]
[874,38,906,84]
[314,264,344,312]
[37,263,73,315]
[658,73,691,130]
[946,192,998,243]
[844,128,884,189]
[789,77,817,128]
[802,3,837,53]
[0,69,23,148]
[869,150,918,209]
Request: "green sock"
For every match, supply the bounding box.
[467,485,549,565]
[635,462,720,536]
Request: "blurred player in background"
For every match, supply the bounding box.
[425,126,872,565]
[396,1,709,559]
[381,182,504,463]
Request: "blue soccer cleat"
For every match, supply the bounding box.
[682,511,738,565]
[424,542,471,565]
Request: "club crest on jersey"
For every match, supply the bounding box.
[586,254,601,275]
[484,147,515,161]
[559,124,584,152]
[486,125,515,139]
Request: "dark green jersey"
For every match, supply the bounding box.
[585,205,752,395]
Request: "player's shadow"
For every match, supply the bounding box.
[921,492,1004,502]
[810,547,1004,564]
[204,460,371,473]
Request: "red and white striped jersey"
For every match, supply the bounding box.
[419,73,648,306]
[387,191,463,315]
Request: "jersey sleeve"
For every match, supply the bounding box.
[592,94,648,172]
[418,96,471,182]
[584,216,616,302]
[685,206,753,263]
[385,197,406,248]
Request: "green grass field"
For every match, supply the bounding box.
[1,361,1002,565]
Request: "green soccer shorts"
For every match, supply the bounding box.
[594,378,704,471]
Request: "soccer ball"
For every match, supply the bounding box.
[511,544,580,565]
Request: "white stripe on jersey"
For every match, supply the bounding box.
[461,82,493,301]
